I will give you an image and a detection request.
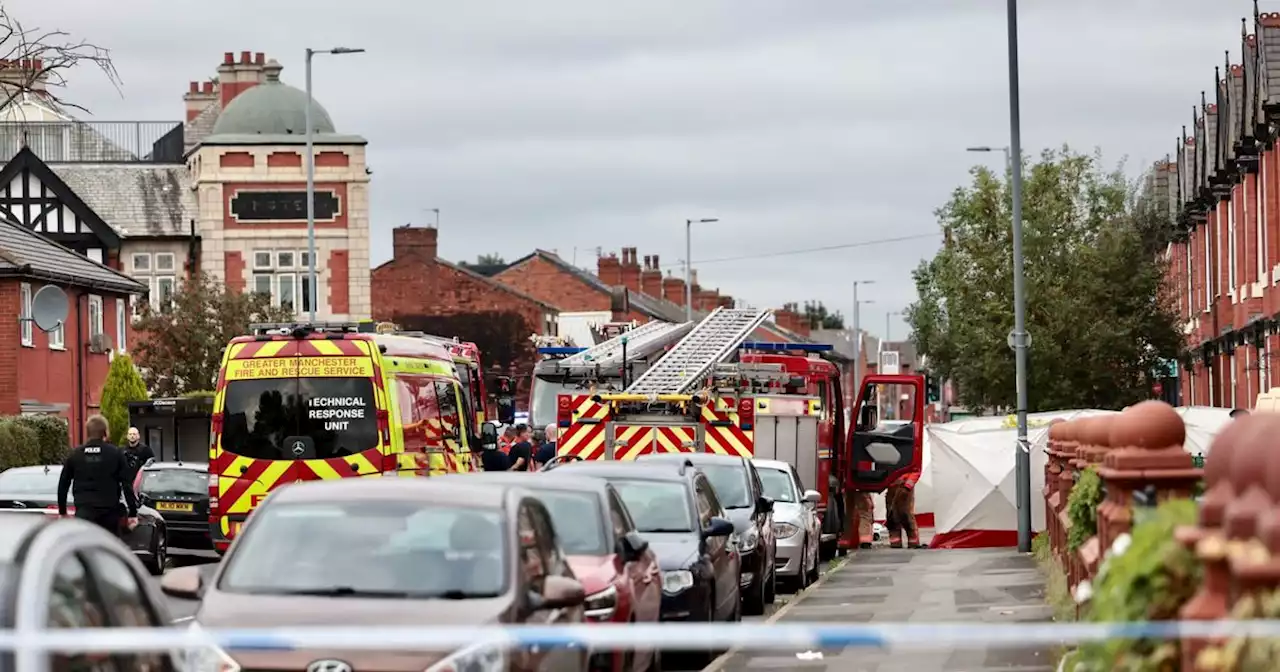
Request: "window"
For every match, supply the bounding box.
[301,274,313,314]
[1228,202,1237,291]
[277,274,296,310]
[611,479,694,533]
[518,504,546,593]
[19,283,31,347]
[535,490,607,555]
[252,273,273,298]
[131,253,151,273]
[697,463,752,509]
[253,251,273,270]
[46,553,118,670]
[115,298,126,353]
[88,295,104,339]
[607,490,633,537]
[276,251,295,269]
[87,248,104,264]
[300,251,312,269]
[1262,157,1269,284]
[154,277,175,309]
[756,467,798,503]
[83,549,168,670]
[154,253,175,273]
[49,315,64,350]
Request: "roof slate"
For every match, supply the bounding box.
[0,214,146,293]
[183,103,220,155]
[51,164,196,237]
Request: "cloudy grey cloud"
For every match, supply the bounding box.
[9,0,1251,338]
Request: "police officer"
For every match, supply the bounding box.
[57,415,138,536]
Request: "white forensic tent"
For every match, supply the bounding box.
[924,406,1226,548]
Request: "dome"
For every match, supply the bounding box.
[210,59,336,136]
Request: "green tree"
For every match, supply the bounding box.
[802,301,844,330]
[132,273,294,396]
[906,147,1181,412]
[99,353,149,444]
[476,253,505,265]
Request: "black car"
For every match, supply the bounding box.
[553,459,741,662]
[0,513,179,671]
[638,452,777,614]
[0,465,169,574]
[138,462,211,554]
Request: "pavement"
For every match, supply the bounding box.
[706,540,1056,672]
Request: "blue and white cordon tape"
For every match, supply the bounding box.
[0,620,1279,654]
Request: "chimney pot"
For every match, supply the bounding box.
[240,50,251,64]
[643,255,651,269]
[224,52,235,65]
[189,81,200,94]
[202,81,214,94]
[255,52,265,65]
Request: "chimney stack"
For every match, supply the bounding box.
[184,79,219,122]
[597,252,623,286]
[640,254,663,298]
[217,50,270,110]
[391,225,438,261]
[0,59,49,99]
[662,276,687,306]
[620,247,642,293]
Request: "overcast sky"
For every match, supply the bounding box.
[11,0,1248,339]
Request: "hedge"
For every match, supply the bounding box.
[0,415,71,469]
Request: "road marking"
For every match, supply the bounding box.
[701,553,855,672]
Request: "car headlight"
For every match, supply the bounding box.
[773,521,800,539]
[740,525,759,552]
[583,585,617,619]
[662,570,694,594]
[425,641,505,672]
[175,623,239,672]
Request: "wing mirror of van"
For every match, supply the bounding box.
[480,422,500,448]
[160,565,203,600]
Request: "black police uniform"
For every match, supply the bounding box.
[123,441,156,480]
[57,439,138,534]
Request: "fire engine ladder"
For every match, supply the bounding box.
[710,363,791,391]
[624,307,772,395]
[560,320,694,370]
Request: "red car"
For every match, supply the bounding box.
[453,472,663,671]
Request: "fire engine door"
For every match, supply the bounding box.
[753,414,820,495]
[848,375,924,491]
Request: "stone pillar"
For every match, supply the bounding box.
[1055,419,1082,567]
[1224,415,1280,599]
[1075,416,1115,585]
[1044,419,1069,556]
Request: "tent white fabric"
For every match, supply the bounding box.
[924,406,1224,548]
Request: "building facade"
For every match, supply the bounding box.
[1163,9,1280,410]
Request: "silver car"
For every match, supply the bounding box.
[753,459,822,591]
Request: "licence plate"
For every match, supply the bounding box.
[155,501,193,512]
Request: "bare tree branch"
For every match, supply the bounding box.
[0,6,120,115]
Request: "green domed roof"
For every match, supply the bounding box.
[210,59,336,136]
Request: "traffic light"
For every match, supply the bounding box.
[926,374,941,403]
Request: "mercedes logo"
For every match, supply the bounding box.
[291,441,307,457]
[306,661,353,672]
[10,502,25,509]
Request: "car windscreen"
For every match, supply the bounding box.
[697,464,752,509]
[141,469,207,497]
[220,376,378,461]
[219,501,509,598]
[530,377,575,428]
[534,490,608,555]
[756,468,797,503]
[610,479,694,533]
[0,468,60,495]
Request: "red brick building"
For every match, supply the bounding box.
[0,216,147,440]
[1163,11,1280,409]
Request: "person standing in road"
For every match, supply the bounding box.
[498,425,517,455]
[884,467,925,549]
[534,424,558,467]
[480,440,510,472]
[58,415,139,536]
[507,424,533,471]
[123,426,156,480]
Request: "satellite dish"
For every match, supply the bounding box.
[30,285,68,333]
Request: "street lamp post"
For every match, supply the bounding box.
[305,46,365,323]
[966,145,1012,173]
[684,218,719,321]
[851,281,875,393]
[885,310,901,344]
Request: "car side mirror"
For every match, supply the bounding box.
[538,575,586,610]
[138,493,153,508]
[159,565,203,600]
[702,516,734,538]
[802,489,821,505]
[618,531,649,561]
[756,495,774,514]
[480,422,500,448]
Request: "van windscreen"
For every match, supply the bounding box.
[221,378,378,461]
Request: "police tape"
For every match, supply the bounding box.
[4,620,1280,654]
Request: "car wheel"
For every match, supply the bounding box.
[764,565,777,605]
[806,542,821,585]
[743,568,766,616]
[146,528,167,576]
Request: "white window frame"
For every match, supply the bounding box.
[1259,165,1267,284]
[19,283,32,347]
[88,295,104,340]
[48,313,64,350]
[300,251,312,270]
[1184,243,1192,317]
[154,253,176,273]
[251,273,274,299]
[1230,354,1237,408]
[300,273,312,314]
[115,297,126,353]
[131,253,151,273]
[153,276,176,310]
[1267,337,1274,391]
[276,273,297,311]
[252,251,274,270]
[276,251,296,270]
[1203,227,1211,309]
[1228,198,1237,292]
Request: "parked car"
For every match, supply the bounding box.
[0,514,179,671]
[0,464,169,574]
[162,477,590,671]
[553,459,740,666]
[454,472,663,672]
[138,462,211,554]
[751,459,821,590]
[637,453,777,614]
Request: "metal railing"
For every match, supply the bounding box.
[0,120,185,163]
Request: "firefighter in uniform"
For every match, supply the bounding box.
[884,466,926,549]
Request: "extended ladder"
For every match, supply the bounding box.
[624,307,772,395]
[561,320,694,369]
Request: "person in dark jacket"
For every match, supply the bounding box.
[123,426,156,480]
[507,424,533,471]
[480,442,510,472]
[58,415,138,536]
[534,424,558,466]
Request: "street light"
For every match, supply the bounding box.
[884,310,901,344]
[851,281,875,392]
[305,46,366,322]
[966,145,1012,173]
[685,218,719,320]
